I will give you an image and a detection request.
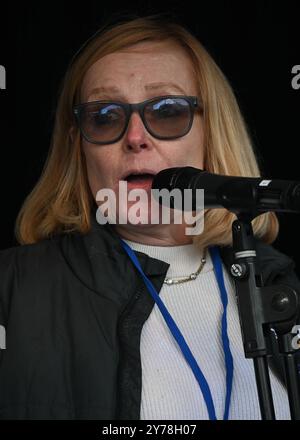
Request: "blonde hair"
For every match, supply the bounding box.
[15,15,278,247]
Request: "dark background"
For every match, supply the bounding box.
[0,1,299,274]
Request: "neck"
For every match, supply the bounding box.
[114,223,194,246]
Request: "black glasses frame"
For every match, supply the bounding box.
[73,95,200,145]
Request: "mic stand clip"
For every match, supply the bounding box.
[230,213,300,420]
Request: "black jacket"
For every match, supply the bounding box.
[0,219,300,420]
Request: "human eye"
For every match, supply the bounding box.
[88,104,122,126]
[152,98,187,119]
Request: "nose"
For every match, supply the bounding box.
[124,111,150,152]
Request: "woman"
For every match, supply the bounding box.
[0,15,299,420]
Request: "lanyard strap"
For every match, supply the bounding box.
[120,240,234,420]
[209,246,234,420]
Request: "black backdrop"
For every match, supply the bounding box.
[0,1,299,275]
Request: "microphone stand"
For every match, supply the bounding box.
[229,213,300,420]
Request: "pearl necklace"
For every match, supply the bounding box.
[163,248,207,285]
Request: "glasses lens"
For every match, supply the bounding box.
[79,103,126,143]
[144,97,192,138]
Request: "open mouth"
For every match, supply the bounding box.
[124,173,155,183]
[120,172,156,191]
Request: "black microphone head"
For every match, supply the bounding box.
[152,167,300,214]
[152,166,203,191]
[151,166,205,211]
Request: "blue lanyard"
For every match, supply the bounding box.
[120,240,234,420]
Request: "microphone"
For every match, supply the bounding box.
[151,167,300,214]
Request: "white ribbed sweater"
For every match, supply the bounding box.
[123,239,290,420]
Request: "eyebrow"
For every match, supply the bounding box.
[86,82,187,101]
[145,82,187,93]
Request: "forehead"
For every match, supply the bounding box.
[81,40,197,101]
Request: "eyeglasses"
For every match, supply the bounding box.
[73,95,200,145]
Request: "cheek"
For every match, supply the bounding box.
[83,143,112,189]
[166,119,204,167]
[188,117,205,166]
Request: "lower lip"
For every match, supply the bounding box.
[123,177,154,191]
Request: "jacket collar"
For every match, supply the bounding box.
[58,214,169,305]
